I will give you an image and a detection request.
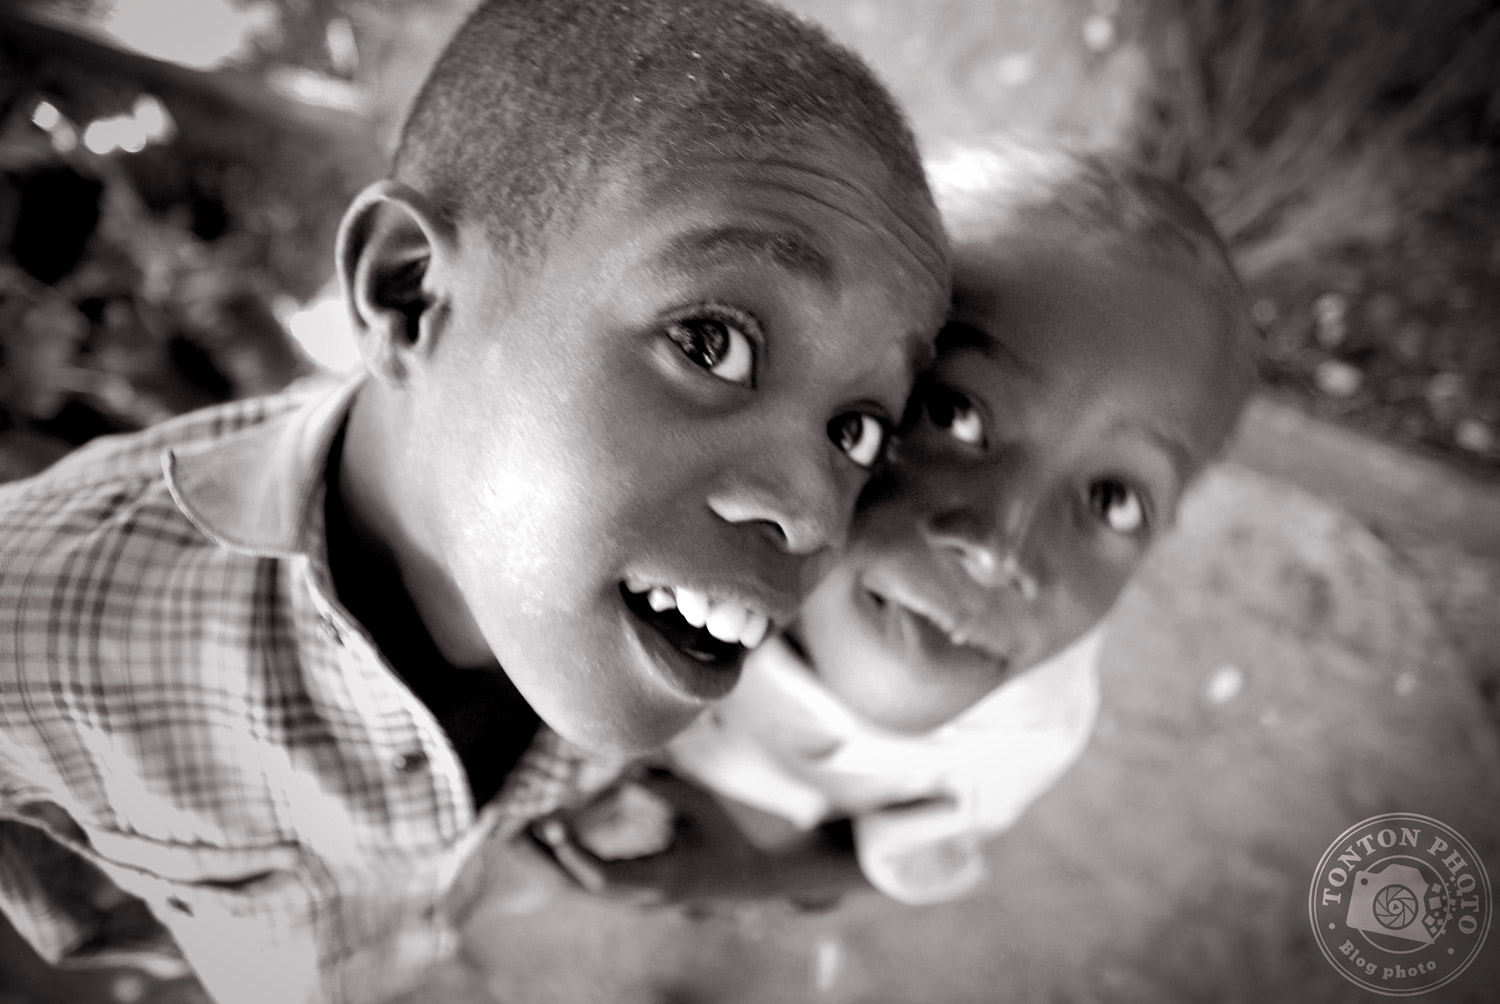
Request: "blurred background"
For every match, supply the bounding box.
[3,0,1498,482]
[0,1,1497,1001]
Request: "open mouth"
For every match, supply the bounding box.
[620,579,772,669]
[863,583,1010,670]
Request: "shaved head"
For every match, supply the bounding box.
[395,0,932,260]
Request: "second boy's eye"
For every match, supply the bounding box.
[922,385,985,446]
[829,412,888,469]
[665,310,757,387]
[1089,478,1146,535]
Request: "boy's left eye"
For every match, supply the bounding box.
[1089,478,1146,534]
[829,412,888,469]
[665,309,758,387]
[918,384,985,447]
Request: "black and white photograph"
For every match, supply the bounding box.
[0,1,1497,1001]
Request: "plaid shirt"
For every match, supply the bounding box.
[0,379,628,1004]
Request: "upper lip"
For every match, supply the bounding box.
[861,564,1011,665]
[621,570,800,634]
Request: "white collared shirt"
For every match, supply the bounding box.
[669,629,1101,904]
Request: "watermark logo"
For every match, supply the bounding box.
[1310,813,1490,996]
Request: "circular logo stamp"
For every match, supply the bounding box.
[1309,813,1491,996]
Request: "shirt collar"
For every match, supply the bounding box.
[734,624,1103,751]
[163,377,363,559]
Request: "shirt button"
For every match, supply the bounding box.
[393,749,428,774]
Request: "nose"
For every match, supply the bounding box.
[922,490,1040,600]
[707,448,848,557]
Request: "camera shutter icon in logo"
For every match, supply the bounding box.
[1345,862,1443,944]
[1374,884,1417,929]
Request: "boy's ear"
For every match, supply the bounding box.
[336,180,456,384]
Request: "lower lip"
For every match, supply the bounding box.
[621,592,745,704]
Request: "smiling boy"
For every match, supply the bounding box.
[0,2,949,1001]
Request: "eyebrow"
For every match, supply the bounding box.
[656,225,835,285]
[657,222,933,404]
[936,320,1034,374]
[1114,420,1195,490]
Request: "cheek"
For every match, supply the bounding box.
[436,417,644,630]
[1040,532,1138,640]
[797,571,965,731]
[797,571,889,691]
[849,470,934,551]
[798,567,867,650]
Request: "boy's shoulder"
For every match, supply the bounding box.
[0,378,340,687]
[11,383,319,497]
[0,382,323,624]
[0,379,352,838]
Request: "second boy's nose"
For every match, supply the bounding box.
[923,509,1039,600]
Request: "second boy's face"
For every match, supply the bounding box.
[402,137,948,754]
[799,232,1236,733]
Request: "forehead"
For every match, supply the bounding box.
[631,136,948,286]
[946,234,1233,450]
[504,139,951,360]
[952,232,1206,366]
[447,139,953,406]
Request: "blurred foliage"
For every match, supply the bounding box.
[1137,0,1499,275]
[0,6,381,482]
[19,0,359,76]
[1133,0,1500,472]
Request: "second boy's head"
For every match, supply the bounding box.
[797,143,1256,733]
[335,0,950,754]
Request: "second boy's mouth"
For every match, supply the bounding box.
[859,573,1011,671]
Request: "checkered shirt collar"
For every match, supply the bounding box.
[163,375,361,558]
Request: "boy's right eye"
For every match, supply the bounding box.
[665,307,759,388]
[1088,478,1148,535]
[829,412,889,469]
[919,384,985,447]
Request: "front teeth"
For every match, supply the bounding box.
[625,581,771,650]
[706,603,747,643]
[675,588,710,628]
[739,612,769,649]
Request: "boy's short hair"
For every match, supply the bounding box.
[395,0,927,259]
[928,140,1258,403]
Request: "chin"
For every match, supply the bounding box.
[542,692,697,758]
[502,612,717,756]
[853,697,960,736]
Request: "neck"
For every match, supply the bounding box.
[330,387,541,807]
[334,384,494,668]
